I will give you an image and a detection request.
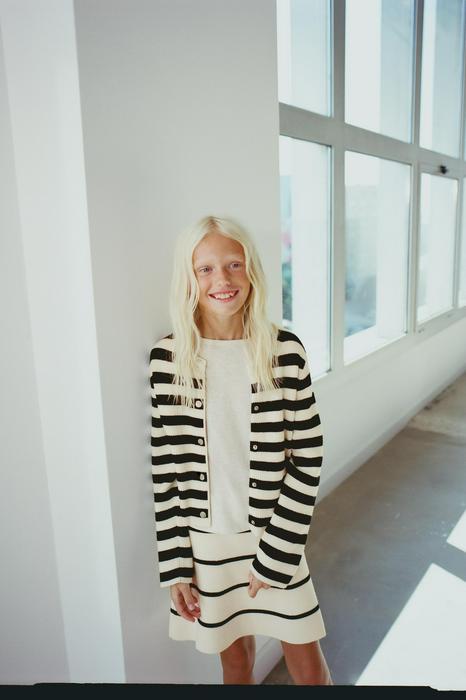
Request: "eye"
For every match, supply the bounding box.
[198,262,242,273]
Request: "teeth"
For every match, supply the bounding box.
[212,292,236,299]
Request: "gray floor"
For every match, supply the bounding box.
[263,371,466,685]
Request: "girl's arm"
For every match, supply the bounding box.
[149,351,194,588]
[249,344,323,588]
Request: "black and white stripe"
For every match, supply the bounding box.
[149,327,323,589]
[167,528,326,653]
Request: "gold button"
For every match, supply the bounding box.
[198,437,204,445]
[200,474,205,481]
[200,511,207,518]
[252,444,258,450]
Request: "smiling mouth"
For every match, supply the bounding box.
[208,290,239,302]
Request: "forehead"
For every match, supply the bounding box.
[192,231,244,263]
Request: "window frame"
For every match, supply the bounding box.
[278,0,466,385]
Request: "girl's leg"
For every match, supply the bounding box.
[219,635,256,684]
[280,639,334,685]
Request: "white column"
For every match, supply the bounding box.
[0,0,125,681]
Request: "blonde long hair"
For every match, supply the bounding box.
[168,215,281,407]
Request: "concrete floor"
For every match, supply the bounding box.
[263,371,466,686]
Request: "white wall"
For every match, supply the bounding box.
[0,0,124,683]
[72,0,282,684]
[1,0,465,686]
[316,317,466,503]
[0,21,69,685]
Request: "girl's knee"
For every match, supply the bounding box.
[220,635,255,673]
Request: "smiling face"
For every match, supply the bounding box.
[192,230,251,332]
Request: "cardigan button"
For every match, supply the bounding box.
[195,399,203,408]
[198,437,204,445]
[251,481,257,487]
[199,473,206,481]
[200,511,207,518]
[251,519,255,525]
[253,404,259,411]
[252,443,258,450]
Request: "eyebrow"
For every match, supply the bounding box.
[194,255,243,266]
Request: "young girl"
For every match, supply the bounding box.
[149,215,333,685]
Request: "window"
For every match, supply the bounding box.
[276,0,332,115]
[419,0,466,157]
[459,183,466,308]
[279,135,331,376]
[417,174,458,323]
[277,0,466,378]
[345,152,411,362]
[345,0,416,142]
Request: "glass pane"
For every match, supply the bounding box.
[460,183,466,307]
[276,0,331,115]
[345,0,415,142]
[279,135,331,376]
[344,151,411,363]
[417,174,457,323]
[419,0,465,157]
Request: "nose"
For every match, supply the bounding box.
[214,274,233,287]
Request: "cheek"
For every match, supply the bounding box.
[198,281,210,298]
[241,278,251,296]
[192,278,207,302]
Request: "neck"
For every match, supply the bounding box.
[197,316,244,340]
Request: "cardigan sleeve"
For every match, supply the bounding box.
[249,345,323,588]
[149,352,194,589]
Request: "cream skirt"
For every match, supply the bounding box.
[168,527,327,654]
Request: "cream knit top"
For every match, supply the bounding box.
[197,337,251,534]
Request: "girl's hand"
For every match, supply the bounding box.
[170,581,201,622]
[247,571,271,598]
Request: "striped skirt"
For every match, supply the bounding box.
[168,527,327,654]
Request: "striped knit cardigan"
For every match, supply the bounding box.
[149,327,323,589]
